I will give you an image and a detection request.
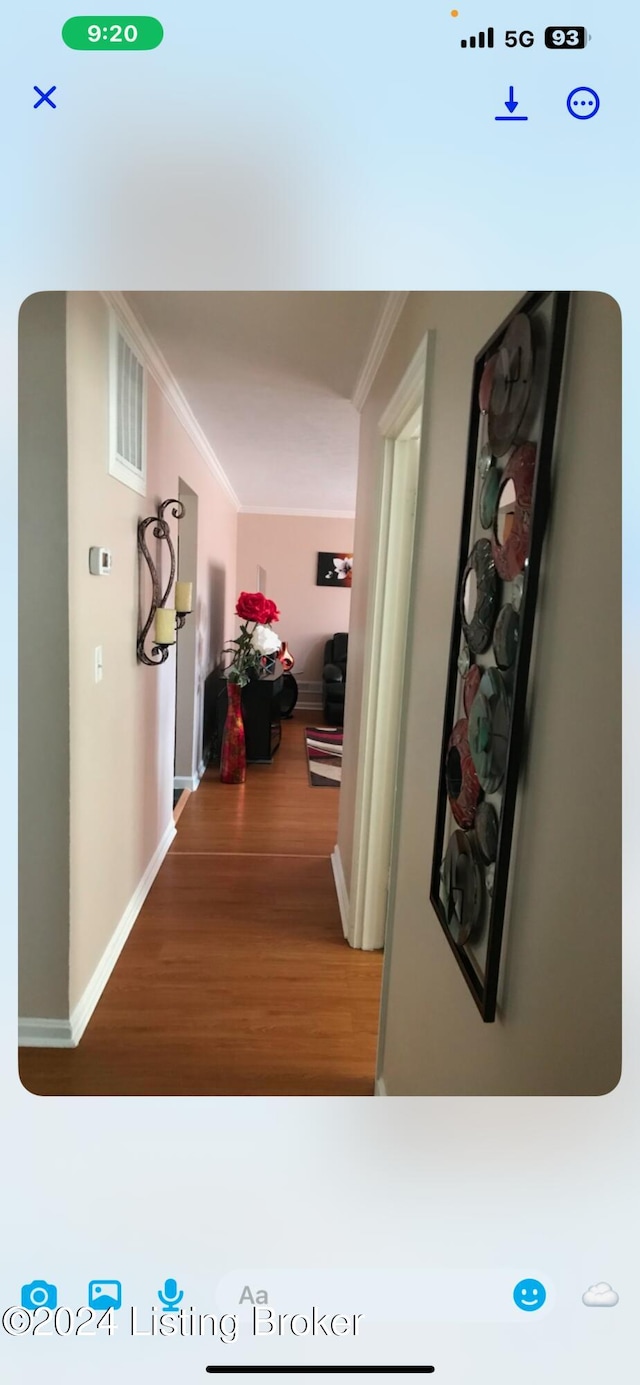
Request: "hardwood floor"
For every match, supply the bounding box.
[19,713,383,1096]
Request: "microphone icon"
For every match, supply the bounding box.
[158,1278,184,1312]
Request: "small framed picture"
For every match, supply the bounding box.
[316,552,353,587]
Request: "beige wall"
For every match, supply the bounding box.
[18,293,71,1018]
[66,292,239,1013]
[339,291,621,1095]
[237,513,354,682]
[19,292,239,1022]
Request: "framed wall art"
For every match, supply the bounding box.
[430,290,571,1021]
[316,552,353,587]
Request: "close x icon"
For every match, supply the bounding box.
[33,85,57,109]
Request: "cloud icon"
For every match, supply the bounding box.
[582,1283,619,1307]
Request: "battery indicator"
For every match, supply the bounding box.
[545,26,588,48]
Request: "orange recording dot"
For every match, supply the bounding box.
[451,9,459,15]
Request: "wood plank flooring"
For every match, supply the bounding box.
[19,713,383,1096]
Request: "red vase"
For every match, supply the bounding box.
[220,682,246,784]
[279,640,295,672]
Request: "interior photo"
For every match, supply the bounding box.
[17,290,621,1097]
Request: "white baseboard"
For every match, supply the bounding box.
[375,1075,388,1096]
[297,680,323,712]
[18,1017,75,1048]
[19,818,177,1049]
[331,845,349,940]
[174,774,199,792]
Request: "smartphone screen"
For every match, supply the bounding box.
[4,3,631,1383]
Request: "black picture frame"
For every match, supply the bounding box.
[316,552,353,587]
[429,290,571,1021]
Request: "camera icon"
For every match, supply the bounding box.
[21,1280,58,1311]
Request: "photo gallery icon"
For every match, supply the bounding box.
[88,1281,122,1310]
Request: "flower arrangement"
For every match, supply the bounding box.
[222,591,281,686]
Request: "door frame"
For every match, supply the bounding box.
[345,335,429,950]
[173,477,200,791]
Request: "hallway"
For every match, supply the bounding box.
[19,713,383,1097]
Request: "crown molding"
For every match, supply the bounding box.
[239,506,356,519]
[351,292,409,413]
[101,292,241,511]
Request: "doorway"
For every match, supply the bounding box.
[346,336,429,951]
[174,478,199,794]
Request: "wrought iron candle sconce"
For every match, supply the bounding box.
[137,498,193,666]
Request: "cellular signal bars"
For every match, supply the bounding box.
[461,27,494,49]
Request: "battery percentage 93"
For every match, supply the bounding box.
[545,26,588,48]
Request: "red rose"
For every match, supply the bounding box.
[263,598,280,624]
[236,591,269,623]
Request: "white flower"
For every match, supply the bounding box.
[253,623,282,656]
[331,557,352,580]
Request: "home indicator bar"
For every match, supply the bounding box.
[205,1370,436,1377]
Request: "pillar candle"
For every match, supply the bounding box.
[175,581,193,613]
[155,607,176,645]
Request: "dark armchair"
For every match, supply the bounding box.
[322,633,348,725]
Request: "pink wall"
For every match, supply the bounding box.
[67,293,238,1012]
[145,378,239,772]
[237,514,355,683]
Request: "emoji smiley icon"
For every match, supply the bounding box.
[513,1278,547,1312]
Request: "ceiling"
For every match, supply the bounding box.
[125,291,388,512]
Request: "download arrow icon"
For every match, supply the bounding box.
[495,85,528,121]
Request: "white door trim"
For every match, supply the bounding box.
[345,335,429,951]
[174,479,200,785]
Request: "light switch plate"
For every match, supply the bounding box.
[89,547,112,575]
[94,646,103,683]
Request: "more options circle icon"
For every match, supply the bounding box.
[513,1278,547,1312]
[567,86,600,119]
